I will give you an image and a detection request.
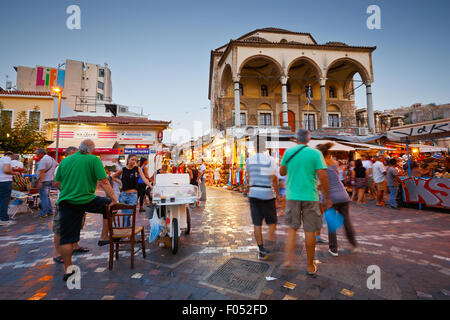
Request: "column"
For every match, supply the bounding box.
[281,76,289,128]
[233,77,240,127]
[366,81,375,134]
[320,78,327,128]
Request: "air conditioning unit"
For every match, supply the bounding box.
[119,106,128,113]
[357,128,369,136]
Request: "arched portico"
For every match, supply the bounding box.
[326,57,375,133]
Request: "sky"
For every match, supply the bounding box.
[1,0,449,141]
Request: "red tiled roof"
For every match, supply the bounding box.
[0,90,54,97]
[45,115,171,125]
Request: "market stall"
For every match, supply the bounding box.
[387,119,450,209]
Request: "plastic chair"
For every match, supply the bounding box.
[106,203,146,269]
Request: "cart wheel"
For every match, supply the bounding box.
[171,218,178,254]
[185,207,191,235]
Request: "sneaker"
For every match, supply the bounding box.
[328,249,339,257]
[258,251,268,260]
[316,237,328,244]
[259,247,271,255]
[390,206,400,210]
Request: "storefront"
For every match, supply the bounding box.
[44,115,170,166]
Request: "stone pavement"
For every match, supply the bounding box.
[0,187,449,300]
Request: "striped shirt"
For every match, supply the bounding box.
[245,153,277,200]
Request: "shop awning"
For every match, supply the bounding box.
[338,141,396,151]
[400,143,448,153]
[265,140,355,151]
[47,139,117,153]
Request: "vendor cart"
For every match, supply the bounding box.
[151,174,199,254]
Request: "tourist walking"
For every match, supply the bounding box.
[386,158,403,209]
[245,141,279,260]
[112,154,153,223]
[0,151,19,226]
[362,155,375,200]
[52,147,89,264]
[280,129,331,276]
[352,159,368,204]
[198,160,207,201]
[372,155,387,206]
[55,139,118,281]
[137,158,150,212]
[348,160,357,202]
[35,148,58,218]
[316,143,358,256]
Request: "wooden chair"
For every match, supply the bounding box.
[106,203,146,269]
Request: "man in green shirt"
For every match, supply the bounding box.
[55,139,118,281]
[280,129,331,276]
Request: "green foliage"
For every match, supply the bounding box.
[0,103,49,153]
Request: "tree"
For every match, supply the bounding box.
[0,104,49,153]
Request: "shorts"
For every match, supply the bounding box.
[249,197,277,226]
[367,176,374,186]
[376,181,386,191]
[284,200,322,232]
[59,196,111,246]
[280,188,286,197]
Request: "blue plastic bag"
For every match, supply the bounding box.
[324,208,344,233]
[149,207,161,243]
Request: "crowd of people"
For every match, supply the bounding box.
[244,129,449,277]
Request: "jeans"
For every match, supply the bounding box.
[389,186,399,208]
[328,202,357,252]
[39,181,53,217]
[118,191,137,227]
[137,183,146,207]
[0,181,13,221]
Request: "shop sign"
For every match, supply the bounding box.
[119,131,155,141]
[124,148,149,154]
[403,177,450,208]
[74,131,98,139]
[388,122,450,141]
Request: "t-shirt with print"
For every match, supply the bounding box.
[281,144,327,201]
[0,156,12,182]
[245,153,277,200]
[55,152,107,205]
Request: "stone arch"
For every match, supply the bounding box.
[258,103,272,110]
[238,55,283,76]
[287,56,323,79]
[220,64,233,97]
[326,57,371,83]
[327,104,340,112]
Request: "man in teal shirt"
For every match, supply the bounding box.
[280,129,331,276]
[55,139,118,281]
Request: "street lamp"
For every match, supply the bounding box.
[52,86,62,163]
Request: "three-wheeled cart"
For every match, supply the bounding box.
[151,174,199,254]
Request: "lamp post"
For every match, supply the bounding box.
[52,87,62,163]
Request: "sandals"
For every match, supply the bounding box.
[73,247,90,253]
[306,263,318,277]
[53,256,64,264]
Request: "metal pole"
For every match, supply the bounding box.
[55,92,62,163]
[406,138,411,178]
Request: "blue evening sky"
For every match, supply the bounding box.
[1,0,449,139]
